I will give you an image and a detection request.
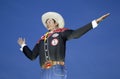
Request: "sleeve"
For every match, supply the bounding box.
[62,20,98,40]
[92,20,98,28]
[22,44,39,60]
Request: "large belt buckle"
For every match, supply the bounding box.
[44,61,53,69]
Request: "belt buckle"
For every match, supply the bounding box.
[44,61,52,69]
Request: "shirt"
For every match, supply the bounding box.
[20,20,98,67]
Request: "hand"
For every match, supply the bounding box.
[17,37,26,47]
[96,13,110,24]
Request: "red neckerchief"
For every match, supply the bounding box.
[37,28,68,44]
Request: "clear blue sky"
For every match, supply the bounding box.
[0,0,120,79]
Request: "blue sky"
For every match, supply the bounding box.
[0,0,120,79]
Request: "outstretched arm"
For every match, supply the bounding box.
[64,13,110,40]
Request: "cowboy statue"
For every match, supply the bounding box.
[17,12,110,79]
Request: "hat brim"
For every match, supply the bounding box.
[41,12,65,29]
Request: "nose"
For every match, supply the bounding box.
[48,21,51,24]
[47,20,51,24]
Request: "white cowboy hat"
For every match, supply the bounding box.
[41,12,65,29]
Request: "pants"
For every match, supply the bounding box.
[40,65,67,79]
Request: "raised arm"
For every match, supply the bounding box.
[17,37,39,60]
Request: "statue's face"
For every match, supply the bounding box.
[46,18,59,31]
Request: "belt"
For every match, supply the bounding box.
[42,60,65,69]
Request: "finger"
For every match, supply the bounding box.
[18,37,23,44]
[106,13,110,16]
[101,13,110,20]
[103,13,110,17]
[18,37,22,41]
[18,37,21,42]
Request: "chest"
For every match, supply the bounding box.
[40,32,64,47]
